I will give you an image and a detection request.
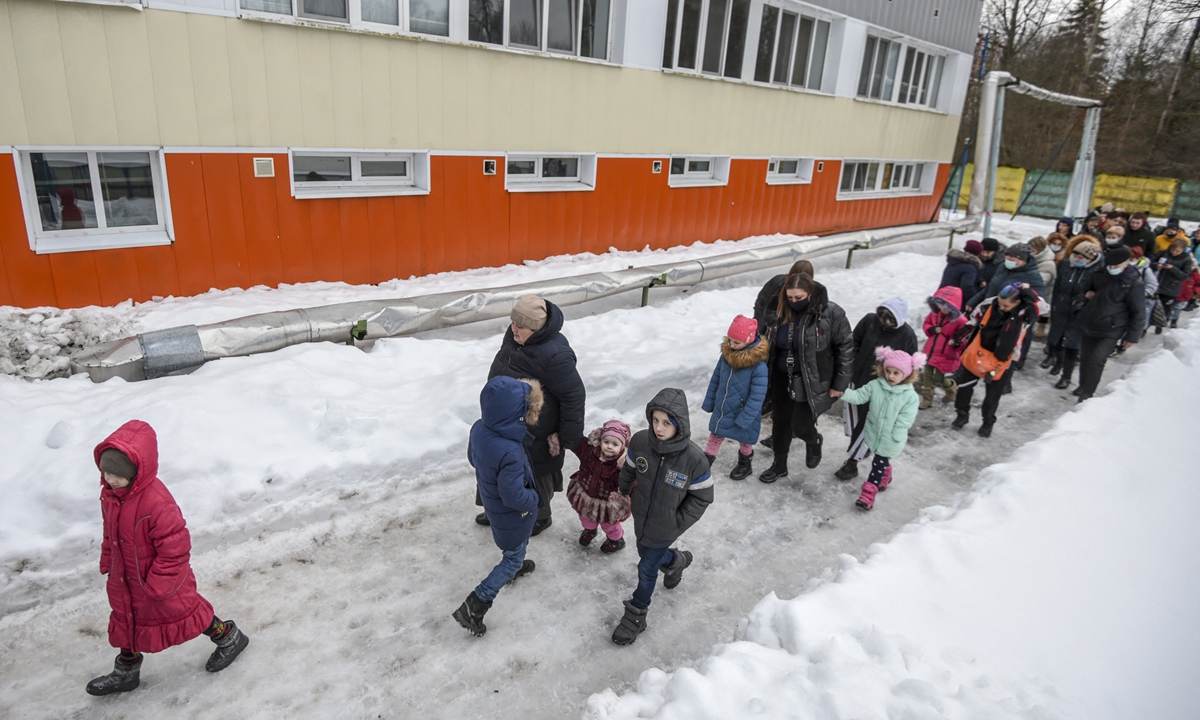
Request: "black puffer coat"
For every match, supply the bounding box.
[764,282,854,417]
[1124,225,1156,257]
[489,300,586,475]
[1154,250,1196,300]
[1076,266,1146,343]
[619,388,714,549]
[977,251,1006,294]
[938,249,982,307]
[849,310,918,389]
[1047,257,1101,351]
[753,273,787,330]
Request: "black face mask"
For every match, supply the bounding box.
[877,308,897,328]
[787,298,811,314]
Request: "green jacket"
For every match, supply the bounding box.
[839,377,919,458]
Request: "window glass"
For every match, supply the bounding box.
[898,47,915,104]
[581,0,611,60]
[840,163,855,192]
[778,159,798,175]
[913,163,924,188]
[722,0,750,78]
[670,157,687,175]
[662,0,679,68]
[807,20,828,90]
[866,162,879,189]
[881,163,893,189]
[909,52,926,103]
[31,152,97,231]
[677,0,703,70]
[919,55,934,105]
[98,153,157,228]
[361,0,398,24]
[509,0,541,48]
[411,0,450,35]
[857,36,876,96]
[902,165,913,186]
[853,163,867,191]
[469,0,504,44]
[294,156,352,183]
[508,159,537,176]
[688,159,711,173]
[240,0,291,13]
[542,157,578,178]
[754,5,778,83]
[360,159,408,178]
[773,11,795,84]
[300,0,346,20]
[701,0,727,74]
[869,39,890,99]
[881,42,900,101]
[547,0,576,53]
[791,16,812,88]
[929,56,945,107]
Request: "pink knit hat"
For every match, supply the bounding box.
[600,420,632,449]
[874,346,927,377]
[727,315,758,344]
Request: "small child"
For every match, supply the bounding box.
[701,315,768,480]
[838,348,924,511]
[566,420,633,553]
[919,287,968,409]
[88,420,249,696]
[611,389,713,646]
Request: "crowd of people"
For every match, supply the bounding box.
[80,208,1198,696]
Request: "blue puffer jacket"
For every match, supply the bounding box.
[468,376,544,551]
[702,337,769,445]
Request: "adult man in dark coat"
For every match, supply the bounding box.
[1074,246,1146,402]
[1124,212,1156,257]
[976,238,1007,296]
[476,295,586,535]
[939,240,983,309]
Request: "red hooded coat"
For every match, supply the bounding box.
[95,420,213,652]
[922,286,969,374]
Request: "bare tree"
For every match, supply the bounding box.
[986,0,1056,68]
[1157,2,1200,145]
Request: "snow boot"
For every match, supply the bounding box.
[760,435,774,450]
[1170,318,1179,329]
[1049,358,1063,375]
[662,549,693,590]
[611,600,647,646]
[453,591,492,637]
[729,451,753,481]
[579,528,598,547]
[1054,375,1071,390]
[918,386,934,410]
[978,422,994,438]
[855,481,878,510]
[759,459,788,483]
[942,380,957,404]
[805,433,823,469]
[834,458,859,480]
[508,560,535,583]
[530,517,552,536]
[951,410,969,430]
[877,465,893,491]
[1040,353,1055,370]
[703,452,716,467]
[206,621,249,673]
[600,537,625,554]
[475,512,490,526]
[86,654,141,696]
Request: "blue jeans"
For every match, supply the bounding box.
[474,540,527,603]
[1144,297,1156,332]
[631,543,676,609]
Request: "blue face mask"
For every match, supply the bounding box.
[1003,259,1018,270]
[1107,265,1125,275]
[1071,259,1088,268]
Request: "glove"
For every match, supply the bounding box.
[587,428,602,446]
[548,433,561,457]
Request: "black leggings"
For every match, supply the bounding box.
[866,454,891,486]
[769,369,820,464]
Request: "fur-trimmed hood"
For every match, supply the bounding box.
[947,248,984,269]
[720,336,769,369]
[479,376,543,442]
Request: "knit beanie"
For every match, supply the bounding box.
[1100,202,1114,214]
[599,420,632,450]
[874,346,927,377]
[1106,225,1125,238]
[1167,217,1181,229]
[1105,246,1132,266]
[511,295,548,331]
[727,315,758,344]
[981,238,1001,253]
[1073,240,1102,262]
[99,448,137,480]
[1004,243,1032,263]
[963,239,983,256]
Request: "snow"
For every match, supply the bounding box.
[0,214,1196,719]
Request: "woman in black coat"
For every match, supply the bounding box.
[1155,240,1197,328]
[759,273,853,483]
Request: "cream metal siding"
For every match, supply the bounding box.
[0,0,962,160]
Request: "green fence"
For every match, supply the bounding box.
[1015,170,1072,219]
[1171,181,1200,222]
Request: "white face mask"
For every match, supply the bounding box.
[1107,264,1127,275]
[1050,244,1063,253]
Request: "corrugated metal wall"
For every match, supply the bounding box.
[810,0,983,53]
[1016,170,1072,219]
[1090,174,1178,218]
[1171,181,1200,222]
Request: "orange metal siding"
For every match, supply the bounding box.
[0,154,951,309]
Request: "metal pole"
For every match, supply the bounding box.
[1066,108,1095,219]
[983,85,1006,239]
[948,229,956,250]
[845,247,854,268]
[968,72,1006,220]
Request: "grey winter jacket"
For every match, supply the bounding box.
[967,261,1046,310]
[764,282,854,417]
[619,388,714,549]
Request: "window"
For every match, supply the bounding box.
[240,0,451,37]
[504,154,597,192]
[839,160,931,197]
[469,0,611,59]
[766,157,814,185]
[857,35,945,109]
[18,148,172,254]
[752,6,829,90]
[667,155,731,188]
[662,0,751,79]
[290,150,431,198]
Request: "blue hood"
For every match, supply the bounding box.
[479,376,528,443]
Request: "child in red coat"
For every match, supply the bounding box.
[919,286,968,409]
[566,420,633,553]
[87,420,249,696]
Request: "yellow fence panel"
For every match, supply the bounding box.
[1091,174,1178,217]
[955,164,974,210]
[950,164,1026,212]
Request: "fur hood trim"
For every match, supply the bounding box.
[721,336,769,369]
[947,248,984,269]
[518,378,544,426]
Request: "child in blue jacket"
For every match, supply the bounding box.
[701,315,769,480]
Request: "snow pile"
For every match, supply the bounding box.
[586,324,1200,718]
[0,307,135,380]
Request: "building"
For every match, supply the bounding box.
[0,0,982,309]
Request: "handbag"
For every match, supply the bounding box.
[1151,298,1168,328]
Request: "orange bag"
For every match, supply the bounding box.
[959,307,1014,381]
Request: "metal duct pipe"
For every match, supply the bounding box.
[72,215,979,383]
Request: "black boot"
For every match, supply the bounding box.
[759,459,788,483]
[703,452,716,467]
[86,655,141,696]
[951,410,969,429]
[531,517,552,536]
[600,537,626,553]
[1048,358,1063,375]
[729,451,753,480]
[760,435,774,450]
[206,621,249,672]
[475,512,490,526]
[1054,375,1071,390]
[611,600,648,646]
[453,591,492,637]
[1039,353,1055,369]
[579,528,598,546]
[508,559,535,583]
[978,422,994,438]
[804,433,823,469]
[662,549,693,590]
[834,458,858,480]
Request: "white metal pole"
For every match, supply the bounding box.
[983,85,1006,239]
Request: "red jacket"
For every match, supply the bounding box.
[922,286,968,374]
[1177,270,1200,303]
[96,420,213,653]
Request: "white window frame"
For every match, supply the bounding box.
[504,153,597,192]
[667,155,731,188]
[289,149,431,199]
[15,146,174,255]
[661,0,752,79]
[856,32,946,110]
[765,156,814,185]
[238,0,454,39]
[466,0,614,61]
[751,4,831,91]
[837,159,935,200]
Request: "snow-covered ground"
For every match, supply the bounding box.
[1,214,1196,719]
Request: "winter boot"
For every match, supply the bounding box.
[1170,318,1179,329]
[805,433,823,469]
[942,379,958,404]
[1187,299,1199,312]
[978,422,994,438]
[758,459,788,483]
[452,591,492,637]
[918,386,934,410]
[877,465,893,491]
[530,516,552,536]
[1049,358,1063,375]
[760,435,774,450]
[729,451,753,481]
[951,410,970,430]
[834,458,859,480]
[662,549,693,590]
[579,528,598,546]
[855,481,878,510]
[611,600,648,646]
[703,452,716,467]
[1054,375,1071,390]
[205,621,249,673]
[600,537,626,554]
[475,512,490,526]
[86,654,141,696]
[508,560,535,583]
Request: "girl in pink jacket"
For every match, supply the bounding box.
[920,286,969,409]
[87,420,249,696]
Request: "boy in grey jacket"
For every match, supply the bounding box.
[612,388,714,646]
